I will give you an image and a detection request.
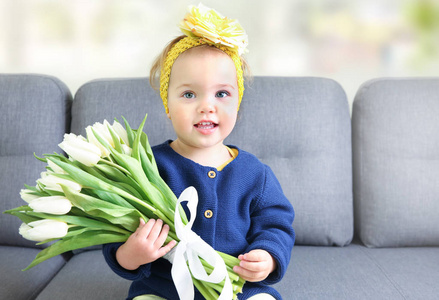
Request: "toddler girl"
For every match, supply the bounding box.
[103,4,295,300]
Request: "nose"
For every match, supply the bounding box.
[197,95,216,114]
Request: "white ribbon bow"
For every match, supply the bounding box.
[164,186,232,300]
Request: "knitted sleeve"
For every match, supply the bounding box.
[245,165,295,284]
[102,242,152,281]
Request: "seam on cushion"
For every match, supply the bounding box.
[353,79,375,244]
[358,247,408,299]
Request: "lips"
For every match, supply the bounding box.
[195,121,217,129]
[194,121,218,134]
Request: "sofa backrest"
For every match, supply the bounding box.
[0,74,72,248]
[352,78,439,247]
[72,76,353,246]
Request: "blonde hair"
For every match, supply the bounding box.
[150,35,251,113]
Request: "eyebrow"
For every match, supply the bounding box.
[175,83,236,90]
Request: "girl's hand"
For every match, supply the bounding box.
[116,218,177,270]
[233,249,277,282]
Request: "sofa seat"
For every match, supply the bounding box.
[35,250,130,300]
[275,242,439,299]
[0,246,68,299]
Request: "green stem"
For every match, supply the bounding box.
[99,158,130,175]
[193,278,218,300]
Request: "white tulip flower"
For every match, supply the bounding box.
[91,120,114,146]
[112,120,130,146]
[19,220,68,242]
[122,144,132,156]
[59,133,102,166]
[29,196,72,215]
[38,172,82,193]
[20,189,40,203]
[85,126,110,158]
[47,159,66,174]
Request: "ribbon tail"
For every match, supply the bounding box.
[171,242,194,300]
[218,275,233,300]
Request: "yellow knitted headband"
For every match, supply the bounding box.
[160,4,248,113]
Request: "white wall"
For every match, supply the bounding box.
[1,0,438,109]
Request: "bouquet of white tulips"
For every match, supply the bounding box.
[4,115,244,300]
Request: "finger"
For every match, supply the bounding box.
[239,259,266,272]
[146,219,164,242]
[136,218,155,239]
[133,218,145,234]
[233,265,264,282]
[157,240,177,258]
[241,250,266,262]
[154,223,170,247]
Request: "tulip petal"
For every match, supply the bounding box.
[37,173,82,193]
[29,196,72,215]
[112,121,129,146]
[20,189,40,203]
[19,220,68,242]
[86,126,111,157]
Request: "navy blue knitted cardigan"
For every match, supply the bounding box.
[103,141,295,300]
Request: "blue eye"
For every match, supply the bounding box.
[216,91,229,98]
[183,92,195,99]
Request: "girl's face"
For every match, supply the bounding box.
[167,47,239,154]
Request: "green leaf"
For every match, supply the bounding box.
[33,153,47,163]
[109,150,175,226]
[91,127,113,154]
[23,230,129,270]
[82,163,145,200]
[140,131,158,173]
[46,157,156,217]
[61,185,146,232]
[132,114,148,162]
[24,184,39,192]
[107,124,123,153]
[22,186,50,198]
[122,116,135,147]
[43,152,71,164]
[42,189,65,197]
[24,211,131,237]
[3,210,41,224]
[88,189,135,209]
[94,163,146,200]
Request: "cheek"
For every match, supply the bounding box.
[223,110,238,129]
[168,110,190,129]
[225,103,239,119]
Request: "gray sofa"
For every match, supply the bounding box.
[1,74,438,300]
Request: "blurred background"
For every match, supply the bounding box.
[1,0,438,110]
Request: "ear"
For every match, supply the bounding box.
[167,112,171,119]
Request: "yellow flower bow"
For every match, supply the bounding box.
[180,3,248,55]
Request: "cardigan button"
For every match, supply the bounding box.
[208,170,216,178]
[204,210,213,219]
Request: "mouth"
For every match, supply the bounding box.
[194,121,218,130]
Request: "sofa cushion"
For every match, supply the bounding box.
[36,250,131,300]
[229,77,353,246]
[71,77,175,145]
[72,76,353,246]
[0,245,69,300]
[0,74,72,247]
[352,78,439,247]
